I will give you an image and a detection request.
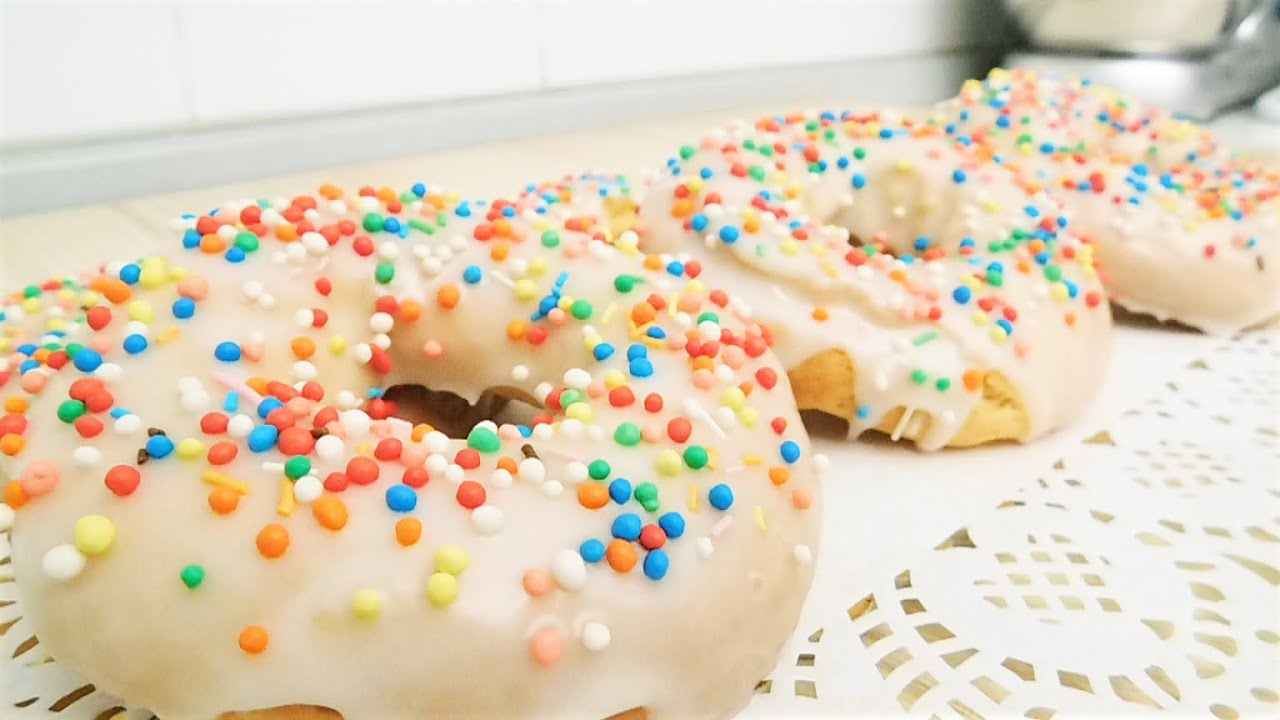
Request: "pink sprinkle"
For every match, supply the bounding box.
[711,516,734,537]
[89,336,113,353]
[497,424,523,441]
[422,340,443,359]
[19,461,59,497]
[547,308,567,326]
[401,443,428,467]
[691,369,715,390]
[177,276,209,300]
[722,345,746,369]
[640,424,661,443]
[214,373,264,405]
[242,343,265,362]
[21,371,48,394]
[586,380,606,398]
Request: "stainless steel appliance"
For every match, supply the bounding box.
[1002,0,1280,119]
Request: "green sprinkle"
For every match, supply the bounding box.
[935,378,951,392]
[912,331,938,347]
[1044,265,1063,282]
[910,369,928,385]
[695,312,719,325]
[23,285,41,299]
[180,564,206,590]
[614,274,643,293]
[683,445,709,470]
[560,389,581,407]
[57,400,86,424]
[65,343,84,358]
[284,456,311,481]
[678,145,696,160]
[853,147,867,160]
[466,426,501,453]
[362,213,384,232]
[570,299,593,320]
[986,269,1004,287]
[541,230,561,248]
[374,263,395,284]
[235,232,259,252]
[588,459,611,481]
[613,422,642,447]
[748,166,766,182]
[409,219,435,234]
[634,482,660,512]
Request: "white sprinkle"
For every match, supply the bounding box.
[114,414,143,435]
[489,468,513,488]
[293,476,324,504]
[179,390,211,414]
[519,458,546,484]
[125,321,151,339]
[695,537,714,558]
[551,549,587,591]
[353,344,374,364]
[242,280,264,300]
[684,398,727,440]
[291,361,318,381]
[813,454,830,472]
[697,319,720,337]
[889,407,915,442]
[511,365,530,382]
[261,462,285,473]
[0,503,14,532]
[533,382,553,403]
[532,424,553,439]
[872,371,889,392]
[563,368,591,389]
[714,406,737,430]
[257,293,277,309]
[71,446,102,468]
[421,257,443,276]
[444,464,464,484]
[426,453,449,475]
[226,414,255,438]
[581,622,611,652]
[315,435,344,461]
[302,231,329,255]
[43,544,87,581]
[793,544,813,565]
[559,418,584,440]
[177,376,203,394]
[377,242,400,260]
[940,410,957,427]
[475,420,497,433]
[370,312,394,334]
[95,363,123,382]
[471,505,504,535]
[424,431,450,453]
[586,425,605,442]
[711,516,734,537]
[565,462,588,485]
[340,410,372,438]
[335,391,360,410]
[541,480,564,498]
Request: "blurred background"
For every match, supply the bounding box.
[0,0,1277,217]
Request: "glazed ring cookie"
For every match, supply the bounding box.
[936,68,1280,333]
[0,183,821,720]
[638,111,1112,450]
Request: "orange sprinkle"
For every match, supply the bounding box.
[671,197,694,218]
[255,523,290,558]
[1,434,25,456]
[238,625,269,655]
[290,337,316,360]
[208,487,240,515]
[493,218,512,237]
[743,215,761,233]
[811,308,829,322]
[691,356,715,372]
[3,480,28,509]
[3,397,28,413]
[275,224,298,242]
[437,284,460,309]
[506,321,526,340]
[630,302,657,325]
[888,268,908,284]
[1064,312,1077,327]
[246,377,270,395]
[606,539,638,572]
[792,488,814,510]
[739,381,754,397]
[318,183,342,200]
[577,482,609,510]
[642,255,663,271]
[962,369,985,392]
[410,424,433,442]
[199,235,226,254]
[522,569,554,597]
[489,241,510,262]
[395,517,422,547]
[398,299,422,323]
[530,627,563,666]
[768,467,790,486]
[93,277,132,304]
[497,456,518,475]
[312,495,349,531]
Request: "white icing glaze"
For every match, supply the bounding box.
[0,188,819,719]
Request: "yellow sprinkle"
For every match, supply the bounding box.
[603,369,626,389]
[600,301,617,324]
[781,240,799,256]
[739,406,758,429]
[155,326,181,345]
[754,506,767,531]
[202,470,250,494]
[1050,282,1070,302]
[74,514,116,556]
[126,300,154,323]
[176,437,205,461]
[47,319,67,332]
[656,449,682,477]
[528,257,549,277]
[686,178,704,194]
[139,257,168,289]
[742,454,763,466]
[668,293,678,317]
[426,572,459,608]
[79,291,101,307]
[514,278,538,302]
[686,279,705,294]
[688,484,698,512]
[435,544,470,575]
[328,335,348,355]
[352,589,383,620]
[276,479,296,516]
[894,158,915,172]
[707,446,719,470]
[783,183,800,200]
[169,265,189,281]
[989,326,1009,344]
[720,386,746,410]
[557,295,574,311]
[21,298,41,313]
[971,311,989,326]
[356,443,372,457]
[564,401,593,422]
[819,259,837,278]
[56,288,77,303]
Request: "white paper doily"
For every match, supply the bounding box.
[4,328,1278,719]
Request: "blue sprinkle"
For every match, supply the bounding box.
[256,397,284,419]
[629,358,654,378]
[996,318,1013,336]
[719,225,740,243]
[952,169,967,184]
[109,408,130,419]
[952,286,972,304]
[837,156,850,169]
[658,512,685,539]
[699,167,714,179]
[247,425,279,453]
[626,344,648,361]
[182,229,201,249]
[224,247,246,263]
[214,342,242,362]
[996,116,1011,128]
[646,327,667,340]
[411,182,426,198]
[1039,142,1055,154]
[913,236,930,251]
[612,513,642,541]
[383,217,402,234]
[666,260,684,277]
[385,484,417,513]
[1034,252,1050,265]
[609,478,633,505]
[856,405,871,420]
[17,343,37,356]
[462,265,483,284]
[593,343,615,361]
[122,334,149,354]
[1066,281,1078,298]
[118,264,141,285]
[1024,205,1041,218]
[223,392,238,413]
[455,203,472,218]
[145,434,175,459]
[172,297,196,319]
[780,440,801,464]
[690,214,708,232]
[518,425,532,438]
[878,128,893,139]
[73,349,103,372]
[708,484,734,511]
[644,549,670,580]
[19,360,39,374]
[580,538,606,563]
[851,173,867,189]
[501,205,516,217]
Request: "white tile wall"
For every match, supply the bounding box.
[1,0,190,145]
[0,0,1001,147]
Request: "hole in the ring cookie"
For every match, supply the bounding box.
[381,383,542,439]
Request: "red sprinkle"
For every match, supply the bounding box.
[104,465,141,496]
[346,457,380,486]
[456,480,486,509]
